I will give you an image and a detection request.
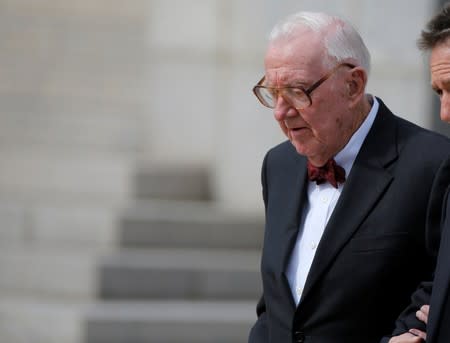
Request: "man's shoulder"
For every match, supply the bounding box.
[263,140,305,168]
[376,97,449,147]
[396,116,450,153]
[266,140,302,159]
[269,140,295,154]
[398,127,450,173]
[378,103,450,155]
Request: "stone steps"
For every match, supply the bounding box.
[133,166,212,201]
[0,246,107,300]
[98,248,261,299]
[0,107,144,154]
[120,200,264,249]
[0,296,89,343]
[88,198,263,342]
[0,199,119,249]
[85,300,254,343]
[0,149,132,204]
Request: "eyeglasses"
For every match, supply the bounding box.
[252,63,355,110]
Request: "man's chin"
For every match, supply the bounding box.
[290,141,308,157]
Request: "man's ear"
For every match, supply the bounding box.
[347,67,367,102]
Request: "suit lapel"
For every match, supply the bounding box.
[280,150,309,308]
[300,99,398,303]
[265,144,309,309]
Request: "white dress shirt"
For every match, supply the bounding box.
[286,96,379,304]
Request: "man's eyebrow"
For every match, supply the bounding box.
[290,80,309,87]
[264,80,309,88]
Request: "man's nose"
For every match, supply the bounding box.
[274,94,298,120]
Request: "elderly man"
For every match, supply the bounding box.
[249,11,450,343]
[388,3,450,343]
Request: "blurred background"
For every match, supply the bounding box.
[0,0,448,342]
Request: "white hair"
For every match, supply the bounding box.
[269,11,371,76]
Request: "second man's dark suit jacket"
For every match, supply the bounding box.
[423,157,450,343]
[387,157,450,343]
[248,98,450,343]
[428,174,450,343]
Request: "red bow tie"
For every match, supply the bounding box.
[307,159,346,188]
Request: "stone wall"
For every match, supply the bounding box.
[0,0,433,213]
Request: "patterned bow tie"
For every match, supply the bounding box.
[307,159,346,188]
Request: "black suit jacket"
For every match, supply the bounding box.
[387,158,450,343]
[248,98,450,343]
[429,183,450,343]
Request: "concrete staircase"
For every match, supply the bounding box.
[84,167,264,343]
[0,2,146,342]
[0,2,264,342]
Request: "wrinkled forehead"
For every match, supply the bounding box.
[263,33,328,84]
[430,42,450,78]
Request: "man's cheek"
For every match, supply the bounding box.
[278,120,289,137]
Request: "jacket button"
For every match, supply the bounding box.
[293,330,305,343]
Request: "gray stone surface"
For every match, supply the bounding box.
[0,149,133,204]
[0,201,27,244]
[0,296,89,343]
[0,246,102,299]
[98,248,261,299]
[120,200,264,249]
[85,300,254,343]
[32,202,119,248]
[134,166,212,201]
